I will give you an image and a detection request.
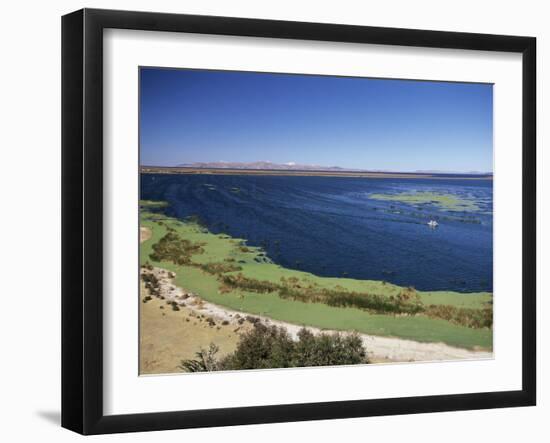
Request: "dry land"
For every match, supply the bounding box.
[139,284,245,374]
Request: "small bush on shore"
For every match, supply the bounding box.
[179,323,369,372]
[141,272,160,297]
[220,273,423,316]
[199,262,242,274]
[425,304,493,329]
[245,315,261,325]
[219,273,279,293]
[292,328,366,368]
[149,231,205,265]
[178,343,221,372]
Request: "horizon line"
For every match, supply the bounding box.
[139,164,494,176]
[138,163,494,175]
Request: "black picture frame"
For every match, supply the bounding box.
[61,8,536,435]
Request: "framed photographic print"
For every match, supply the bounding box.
[61,8,536,435]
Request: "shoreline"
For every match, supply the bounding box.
[140,206,493,350]
[140,167,493,180]
[142,265,492,364]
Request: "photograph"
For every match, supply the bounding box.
[138,67,494,375]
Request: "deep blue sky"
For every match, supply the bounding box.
[140,68,493,172]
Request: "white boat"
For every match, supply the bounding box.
[427,220,439,228]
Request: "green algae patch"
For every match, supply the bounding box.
[139,199,169,209]
[369,191,480,212]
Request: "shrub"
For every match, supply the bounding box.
[219,273,279,293]
[179,324,369,372]
[278,284,423,315]
[426,304,493,329]
[149,231,205,265]
[292,328,366,367]
[178,343,221,372]
[221,323,295,370]
[141,272,160,297]
[245,316,261,325]
[200,262,242,274]
[220,274,423,316]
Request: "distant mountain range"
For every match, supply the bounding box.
[414,169,493,175]
[175,161,492,175]
[177,161,357,172]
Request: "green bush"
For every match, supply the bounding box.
[141,272,160,297]
[199,262,242,274]
[292,328,366,367]
[219,273,279,293]
[179,323,369,372]
[149,231,205,265]
[426,304,493,329]
[178,343,221,372]
[223,274,423,315]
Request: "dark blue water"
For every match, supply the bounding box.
[141,174,493,292]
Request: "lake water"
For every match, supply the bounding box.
[140,174,493,292]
